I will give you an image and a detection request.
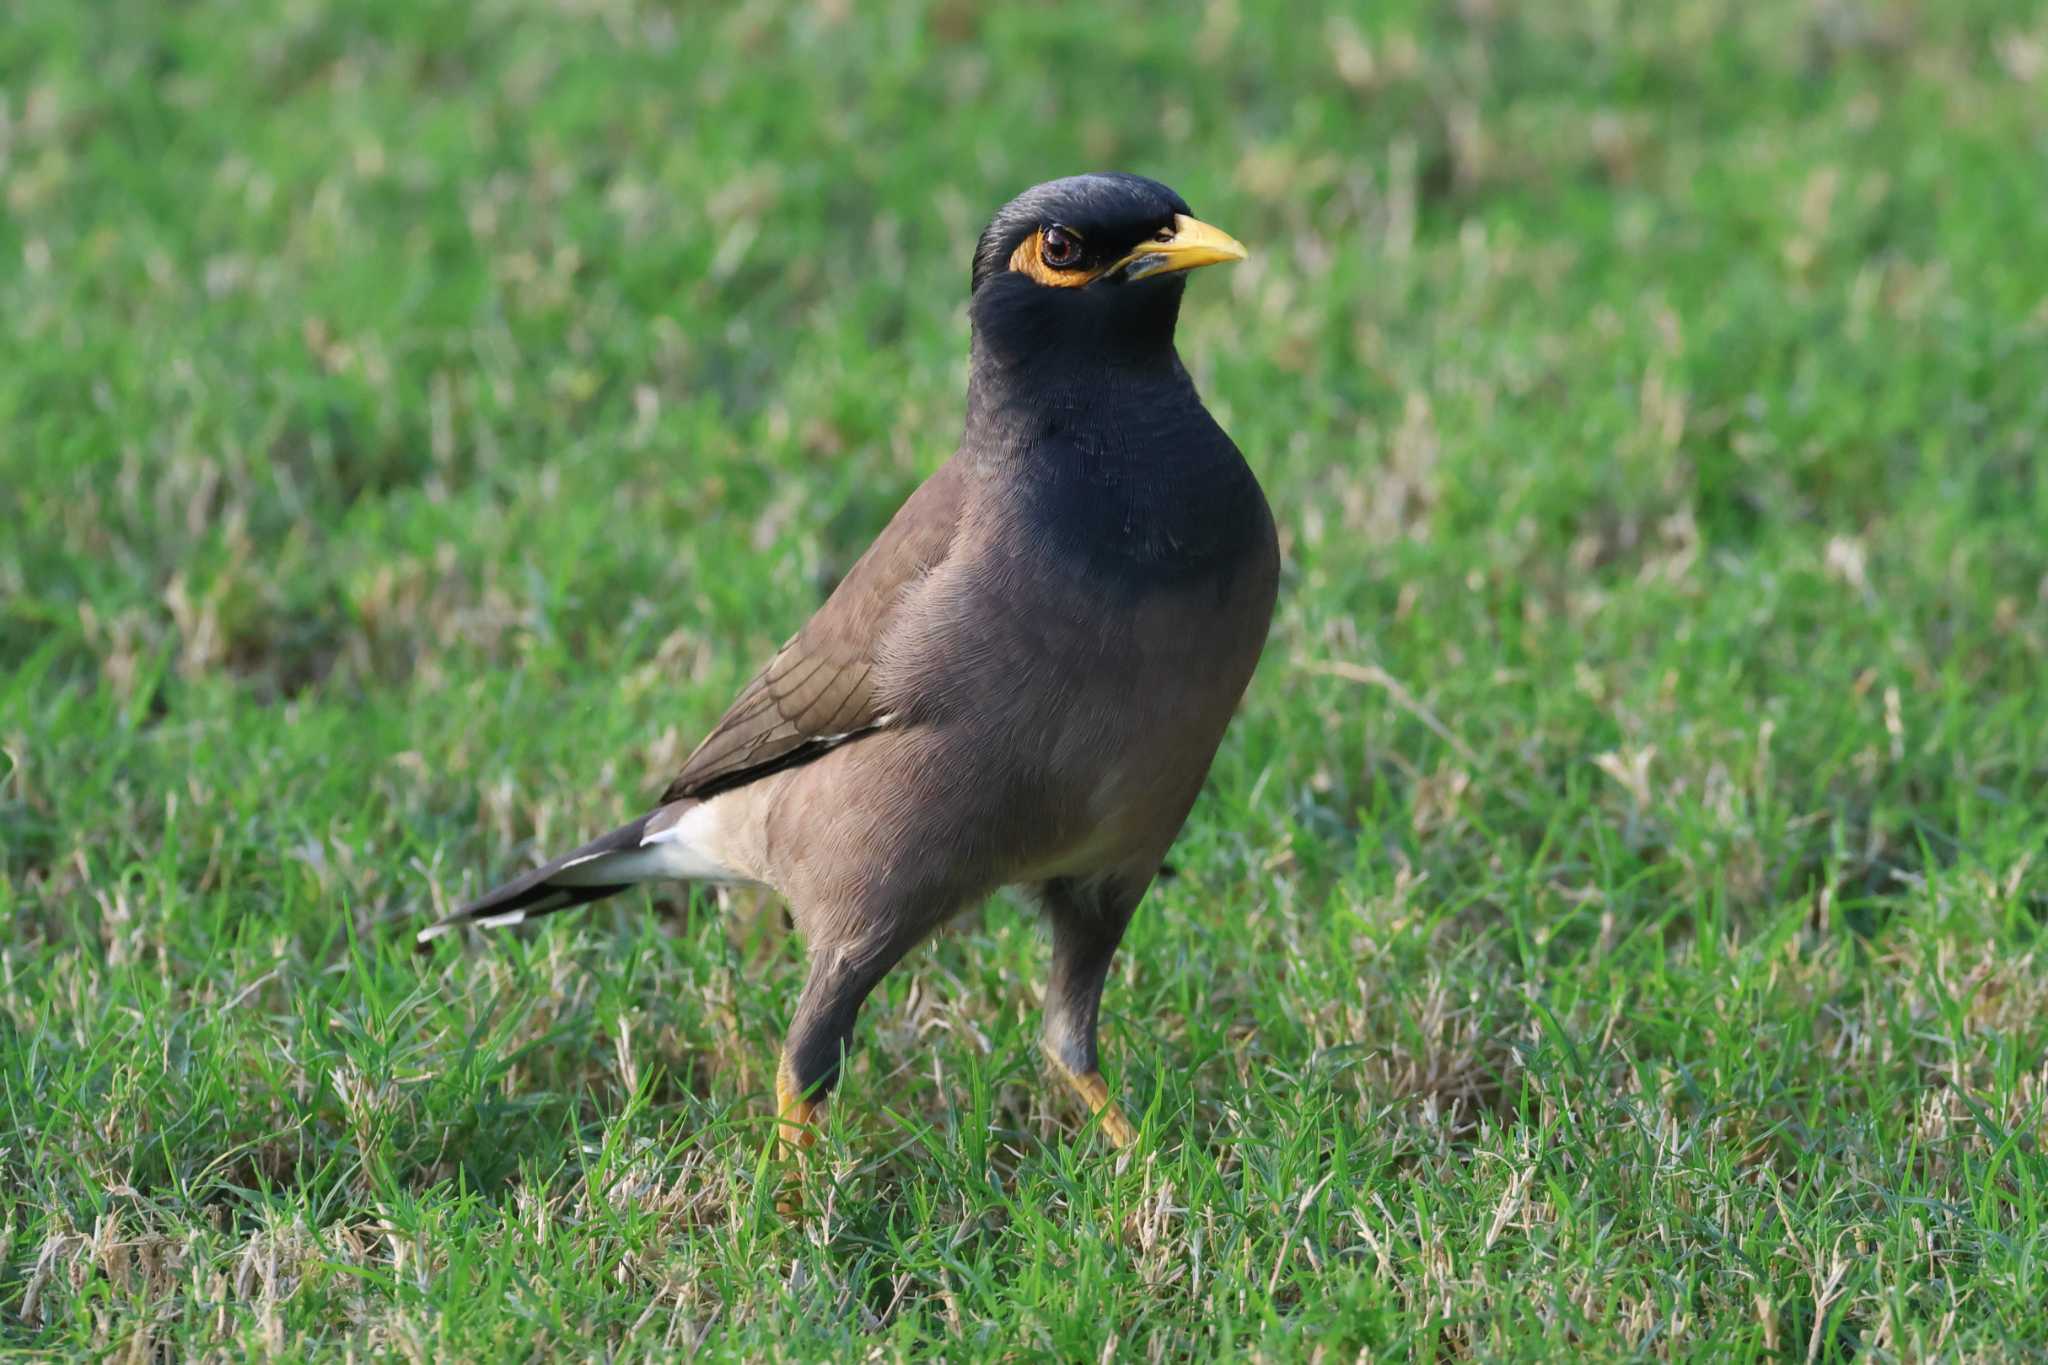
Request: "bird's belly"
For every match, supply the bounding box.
[1009,697,1230,880]
[807,518,1278,895]
[974,579,1270,882]
[1007,756,1190,882]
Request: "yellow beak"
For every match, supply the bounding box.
[1114,214,1248,280]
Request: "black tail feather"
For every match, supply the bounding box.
[418,809,656,942]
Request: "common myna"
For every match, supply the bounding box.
[421,173,1278,1153]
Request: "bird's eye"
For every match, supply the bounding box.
[1041,226,1082,268]
[1153,226,1175,243]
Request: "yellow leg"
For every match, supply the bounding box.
[774,1059,822,1218]
[1045,1048,1138,1148]
[775,1058,822,1153]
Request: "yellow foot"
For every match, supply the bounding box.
[1046,1052,1138,1148]
[774,1172,808,1220]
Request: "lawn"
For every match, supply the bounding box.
[5,0,2048,1358]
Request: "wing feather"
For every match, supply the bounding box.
[659,460,966,802]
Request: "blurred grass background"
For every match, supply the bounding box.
[4,0,2048,1357]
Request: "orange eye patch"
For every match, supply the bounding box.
[1007,228,1097,288]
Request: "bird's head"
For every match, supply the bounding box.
[969,173,1245,371]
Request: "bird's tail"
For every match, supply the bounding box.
[417,800,719,943]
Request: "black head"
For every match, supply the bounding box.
[968,173,1245,371]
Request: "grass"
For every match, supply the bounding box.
[5,0,2048,1357]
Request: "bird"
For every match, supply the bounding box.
[420,172,1278,1157]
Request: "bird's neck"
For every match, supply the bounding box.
[964,342,1186,447]
[961,346,1261,581]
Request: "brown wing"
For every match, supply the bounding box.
[660,458,968,802]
